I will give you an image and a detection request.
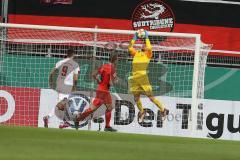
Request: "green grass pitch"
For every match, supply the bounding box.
[0,126,239,160]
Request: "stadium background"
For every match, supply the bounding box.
[1,1,240,160]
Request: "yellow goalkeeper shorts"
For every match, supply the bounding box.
[128,74,152,95]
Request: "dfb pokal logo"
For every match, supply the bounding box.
[132,0,175,32]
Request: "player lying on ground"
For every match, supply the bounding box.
[128,29,169,122]
[54,97,81,128]
[54,92,90,129]
[74,53,119,132]
[43,48,80,128]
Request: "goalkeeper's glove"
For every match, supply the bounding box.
[144,30,149,39]
[133,32,138,41]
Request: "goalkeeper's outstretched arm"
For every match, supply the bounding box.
[128,32,138,56]
[144,30,153,58]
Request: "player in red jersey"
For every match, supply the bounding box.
[75,54,118,132]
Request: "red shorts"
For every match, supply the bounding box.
[93,89,112,107]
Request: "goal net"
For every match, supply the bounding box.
[0,23,211,137]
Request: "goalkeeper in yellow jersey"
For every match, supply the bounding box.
[128,29,169,122]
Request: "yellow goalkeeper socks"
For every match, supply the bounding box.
[151,97,165,112]
[136,99,144,113]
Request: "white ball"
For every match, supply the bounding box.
[137,29,146,39]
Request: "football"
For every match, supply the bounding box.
[137,29,146,39]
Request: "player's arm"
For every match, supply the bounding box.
[56,98,68,111]
[49,61,62,89]
[92,68,101,84]
[110,71,118,86]
[128,32,138,56]
[144,30,153,59]
[72,66,80,92]
[49,68,57,89]
[72,74,78,92]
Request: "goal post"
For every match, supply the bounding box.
[191,34,201,134]
[0,23,211,137]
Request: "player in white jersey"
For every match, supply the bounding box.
[43,48,80,128]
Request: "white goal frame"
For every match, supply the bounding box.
[0,23,203,133]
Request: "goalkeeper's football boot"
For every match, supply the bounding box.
[43,116,49,128]
[161,108,169,117]
[138,110,146,123]
[104,126,117,132]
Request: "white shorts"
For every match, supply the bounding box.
[57,93,69,102]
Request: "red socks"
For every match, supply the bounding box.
[105,109,112,128]
[80,108,112,128]
[80,108,94,121]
